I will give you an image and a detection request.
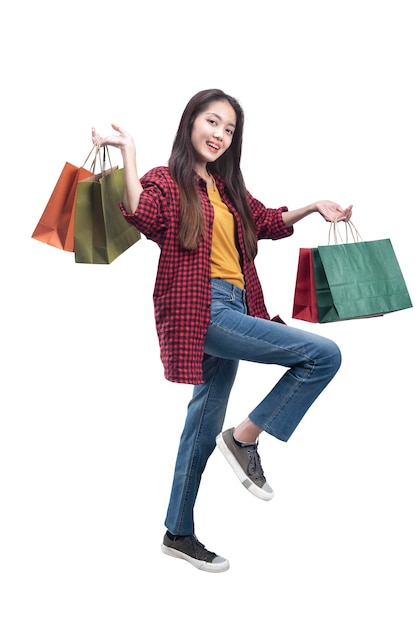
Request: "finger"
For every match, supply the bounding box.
[91,127,103,147]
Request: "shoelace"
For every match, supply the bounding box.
[246,445,265,479]
[191,536,217,561]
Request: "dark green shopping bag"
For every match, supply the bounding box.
[312,237,413,322]
[74,155,140,264]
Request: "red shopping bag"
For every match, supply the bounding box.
[32,150,96,251]
[292,248,319,322]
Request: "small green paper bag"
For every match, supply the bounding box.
[312,238,412,322]
[74,165,140,264]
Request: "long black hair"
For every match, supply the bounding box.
[168,89,257,261]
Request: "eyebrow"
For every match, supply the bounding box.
[207,111,236,128]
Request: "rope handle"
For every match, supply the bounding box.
[81,144,113,175]
[327,219,362,245]
[98,144,114,174]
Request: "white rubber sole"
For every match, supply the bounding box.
[216,433,274,501]
[161,544,230,573]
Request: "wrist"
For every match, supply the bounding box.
[120,142,136,160]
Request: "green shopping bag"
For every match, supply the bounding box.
[74,149,140,264]
[312,225,412,322]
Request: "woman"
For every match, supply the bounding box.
[92,88,352,573]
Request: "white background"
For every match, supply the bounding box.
[1,1,417,624]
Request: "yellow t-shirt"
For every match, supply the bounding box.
[208,183,245,289]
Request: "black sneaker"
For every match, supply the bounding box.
[161,532,230,573]
[216,427,274,501]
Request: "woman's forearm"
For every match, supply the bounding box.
[282,200,353,226]
[120,143,143,214]
[282,203,317,227]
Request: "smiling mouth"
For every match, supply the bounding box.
[207,142,220,151]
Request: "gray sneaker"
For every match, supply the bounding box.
[161,532,230,573]
[216,428,274,501]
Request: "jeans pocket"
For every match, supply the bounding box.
[211,283,234,303]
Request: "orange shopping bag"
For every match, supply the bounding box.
[32,148,96,251]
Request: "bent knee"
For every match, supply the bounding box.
[324,339,342,373]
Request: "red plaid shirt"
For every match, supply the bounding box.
[121,167,293,384]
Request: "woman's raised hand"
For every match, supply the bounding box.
[91,124,135,150]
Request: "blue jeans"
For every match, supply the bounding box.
[165,278,342,535]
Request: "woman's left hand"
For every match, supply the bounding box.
[316,201,353,222]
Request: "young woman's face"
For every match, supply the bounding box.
[191,100,236,170]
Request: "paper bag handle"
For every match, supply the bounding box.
[328,219,362,245]
[81,145,113,174]
[81,145,98,169]
[98,145,113,174]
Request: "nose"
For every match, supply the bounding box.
[213,128,223,141]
